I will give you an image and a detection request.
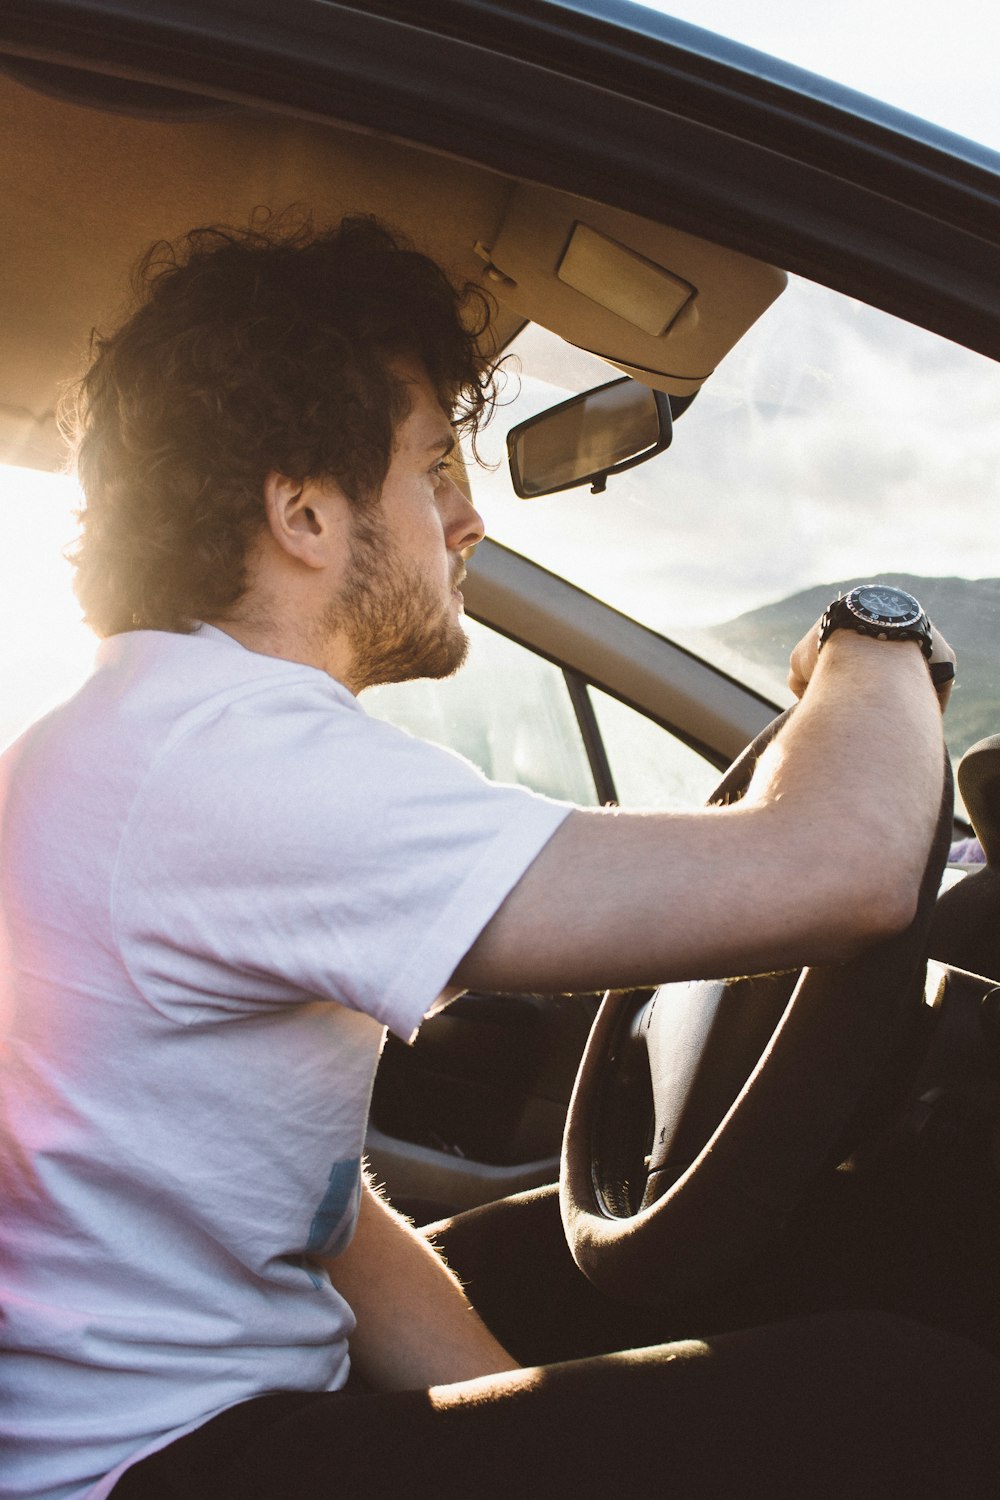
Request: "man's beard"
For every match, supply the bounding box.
[326,510,470,692]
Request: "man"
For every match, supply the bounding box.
[1,215,995,1500]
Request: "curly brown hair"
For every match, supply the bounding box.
[68,213,497,636]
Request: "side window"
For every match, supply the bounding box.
[363,617,600,806]
[364,617,722,812]
[589,687,721,810]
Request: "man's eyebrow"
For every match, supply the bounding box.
[427,432,457,456]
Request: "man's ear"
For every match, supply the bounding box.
[262,472,348,569]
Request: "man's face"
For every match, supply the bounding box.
[327,360,485,692]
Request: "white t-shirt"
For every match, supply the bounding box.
[0,625,571,1500]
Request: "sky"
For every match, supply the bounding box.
[1,1,999,746]
[632,0,1000,151]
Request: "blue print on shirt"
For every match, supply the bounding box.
[306,1156,362,1258]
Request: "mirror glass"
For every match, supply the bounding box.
[507,377,670,498]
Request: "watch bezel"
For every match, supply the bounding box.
[844,585,923,630]
[818,584,934,661]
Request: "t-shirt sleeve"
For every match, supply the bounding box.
[112,689,572,1040]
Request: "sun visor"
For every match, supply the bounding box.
[478,185,786,396]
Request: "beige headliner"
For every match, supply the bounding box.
[1,66,784,472]
[0,70,521,469]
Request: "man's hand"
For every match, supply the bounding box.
[789,613,957,711]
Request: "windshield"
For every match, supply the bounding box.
[467,274,1000,774]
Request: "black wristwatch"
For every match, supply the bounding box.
[818,584,934,659]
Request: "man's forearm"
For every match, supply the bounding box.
[744,630,944,902]
[455,631,946,995]
[320,1178,519,1391]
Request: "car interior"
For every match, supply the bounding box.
[2,2,999,1364]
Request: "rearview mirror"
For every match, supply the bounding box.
[506,377,672,498]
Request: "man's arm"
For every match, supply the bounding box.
[455,628,950,995]
[319,1178,519,1390]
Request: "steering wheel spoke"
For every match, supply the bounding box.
[642,981,728,1177]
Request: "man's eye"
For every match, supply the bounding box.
[432,457,452,475]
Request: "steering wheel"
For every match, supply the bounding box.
[560,710,954,1305]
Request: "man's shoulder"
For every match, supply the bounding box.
[2,626,359,804]
[104,625,351,703]
[84,626,357,743]
[89,626,487,791]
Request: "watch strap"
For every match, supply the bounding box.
[930,660,956,689]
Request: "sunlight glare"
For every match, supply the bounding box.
[0,464,96,750]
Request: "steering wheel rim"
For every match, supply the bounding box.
[560,710,954,1305]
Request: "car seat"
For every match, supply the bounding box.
[930,734,1000,982]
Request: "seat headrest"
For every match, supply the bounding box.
[957,734,1000,867]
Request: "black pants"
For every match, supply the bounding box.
[114,1180,1000,1499]
[112,1306,1000,1498]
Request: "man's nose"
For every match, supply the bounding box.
[444,478,485,553]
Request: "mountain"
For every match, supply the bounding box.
[701,575,1000,762]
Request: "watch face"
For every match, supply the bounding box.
[847,584,922,626]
